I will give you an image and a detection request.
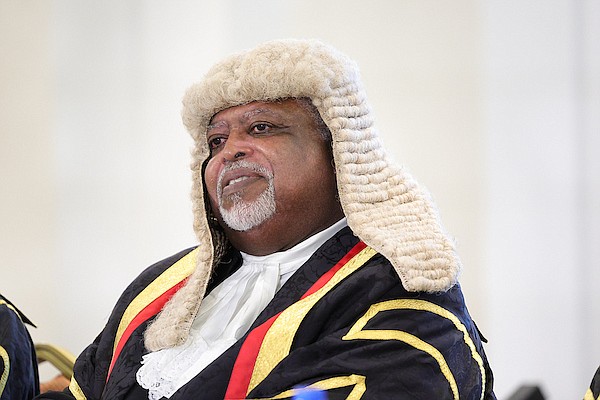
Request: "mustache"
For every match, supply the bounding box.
[216,160,273,196]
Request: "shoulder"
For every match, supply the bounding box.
[0,296,18,321]
[587,365,600,400]
[359,251,473,317]
[0,294,35,333]
[137,246,199,282]
[0,294,36,367]
[0,296,38,400]
[356,252,483,351]
[107,247,199,322]
[121,247,198,296]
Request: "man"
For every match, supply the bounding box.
[1,293,39,400]
[38,39,495,399]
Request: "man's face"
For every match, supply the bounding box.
[203,99,341,250]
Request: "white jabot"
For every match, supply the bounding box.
[136,219,347,399]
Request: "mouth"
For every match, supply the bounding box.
[217,162,271,199]
[222,173,262,196]
[224,175,252,188]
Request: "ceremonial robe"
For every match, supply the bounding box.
[36,228,495,399]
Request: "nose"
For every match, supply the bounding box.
[220,131,252,162]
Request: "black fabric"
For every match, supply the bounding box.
[35,228,495,399]
[0,294,40,400]
[587,365,600,399]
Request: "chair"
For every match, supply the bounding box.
[36,343,75,393]
[506,385,546,400]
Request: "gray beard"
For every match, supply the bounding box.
[217,161,276,231]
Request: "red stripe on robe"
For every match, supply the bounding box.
[106,278,188,381]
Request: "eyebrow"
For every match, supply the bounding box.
[207,107,282,131]
[206,120,227,132]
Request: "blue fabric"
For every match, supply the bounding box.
[0,294,39,400]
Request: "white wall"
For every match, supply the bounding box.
[0,0,60,355]
[0,1,598,398]
[482,1,600,398]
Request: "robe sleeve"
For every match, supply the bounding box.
[34,331,107,399]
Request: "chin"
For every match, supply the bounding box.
[221,208,275,232]
[219,188,276,232]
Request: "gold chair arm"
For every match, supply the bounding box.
[35,343,76,379]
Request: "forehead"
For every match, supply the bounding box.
[207,99,312,128]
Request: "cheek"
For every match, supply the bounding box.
[203,160,220,200]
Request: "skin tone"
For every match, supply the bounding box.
[40,374,70,393]
[203,99,344,256]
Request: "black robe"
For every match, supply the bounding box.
[0,294,40,400]
[585,366,600,400]
[37,228,495,399]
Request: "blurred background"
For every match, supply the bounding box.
[1,1,598,398]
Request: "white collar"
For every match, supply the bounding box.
[240,217,348,278]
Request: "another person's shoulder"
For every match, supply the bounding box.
[0,294,34,329]
[585,365,600,400]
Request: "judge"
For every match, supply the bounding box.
[38,39,495,400]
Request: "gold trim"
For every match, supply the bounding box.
[259,374,367,400]
[68,376,87,400]
[584,388,599,400]
[345,328,458,400]
[112,248,198,354]
[0,346,9,397]
[247,246,377,395]
[343,299,486,400]
[0,300,21,323]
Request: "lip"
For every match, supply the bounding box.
[220,167,264,196]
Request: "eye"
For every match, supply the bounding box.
[250,123,271,134]
[208,136,226,151]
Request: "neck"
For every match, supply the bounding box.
[224,205,344,256]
